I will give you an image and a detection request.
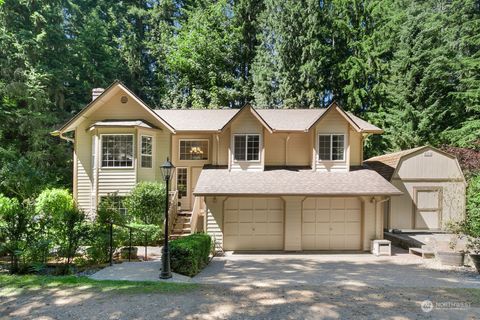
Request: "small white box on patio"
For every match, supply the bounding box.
[371,240,391,256]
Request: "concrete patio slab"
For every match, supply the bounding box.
[89,261,191,283]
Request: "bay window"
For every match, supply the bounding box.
[101,134,134,168]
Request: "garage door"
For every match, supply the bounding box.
[302,197,361,250]
[223,198,284,250]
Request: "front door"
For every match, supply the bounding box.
[414,187,442,230]
[176,167,189,210]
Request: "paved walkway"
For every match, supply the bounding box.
[90,261,191,283]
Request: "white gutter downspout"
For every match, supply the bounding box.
[51,130,74,143]
[371,197,390,239]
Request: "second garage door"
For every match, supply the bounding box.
[223,198,284,251]
[302,197,362,250]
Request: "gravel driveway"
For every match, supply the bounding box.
[2,249,480,319]
[194,250,480,288]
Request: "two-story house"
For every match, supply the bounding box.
[54,81,402,252]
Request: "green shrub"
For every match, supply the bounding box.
[170,233,212,277]
[0,194,31,273]
[35,189,87,273]
[124,181,166,225]
[466,174,480,237]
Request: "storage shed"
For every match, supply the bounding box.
[365,146,466,231]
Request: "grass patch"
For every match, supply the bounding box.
[0,275,198,296]
[444,288,480,305]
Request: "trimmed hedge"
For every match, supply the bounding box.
[170,233,212,277]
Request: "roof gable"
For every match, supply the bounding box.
[308,102,383,133]
[57,81,175,134]
[221,103,273,133]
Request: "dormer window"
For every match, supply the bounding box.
[318,134,345,161]
[234,134,260,161]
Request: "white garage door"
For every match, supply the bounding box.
[223,198,284,251]
[302,197,361,250]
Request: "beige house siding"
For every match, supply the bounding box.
[265,133,286,165]
[74,122,93,214]
[205,197,224,250]
[90,91,161,125]
[72,91,171,215]
[229,110,264,171]
[314,109,350,172]
[349,130,363,166]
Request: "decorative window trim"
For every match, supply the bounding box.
[100,195,127,216]
[233,134,261,162]
[317,133,346,162]
[179,139,209,161]
[100,134,135,168]
[140,135,153,168]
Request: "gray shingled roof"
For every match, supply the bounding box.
[255,109,326,131]
[194,168,402,196]
[154,109,238,131]
[154,107,382,133]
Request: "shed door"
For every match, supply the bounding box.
[302,197,361,250]
[414,188,442,230]
[223,198,284,251]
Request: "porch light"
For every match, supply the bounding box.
[160,157,175,279]
[160,157,175,181]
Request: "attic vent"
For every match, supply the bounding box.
[121,96,128,104]
[424,151,433,157]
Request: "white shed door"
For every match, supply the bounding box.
[302,197,361,250]
[223,198,284,251]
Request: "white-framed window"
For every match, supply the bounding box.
[179,139,209,161]
[140,135,153,168]
[176,167,188,198]
[318,134,345,161]
[233,134,260,161]
[101,134,134,168]
[100,195,127,216]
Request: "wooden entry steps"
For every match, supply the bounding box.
[170,211,192,240]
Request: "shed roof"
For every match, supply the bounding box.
[364,146,442,180]
[193,168,402,196]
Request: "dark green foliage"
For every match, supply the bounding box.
[0,195,33,273]
[466,174,480,237]
[124,181,166,225]
[35,189,87,273]
[170,233,212,277]
[0,0,479,196]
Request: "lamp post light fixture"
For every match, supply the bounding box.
[160,157,175,279]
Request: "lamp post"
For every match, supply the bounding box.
[160,157,175,279]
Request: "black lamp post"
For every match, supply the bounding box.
[160,157,175,279]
